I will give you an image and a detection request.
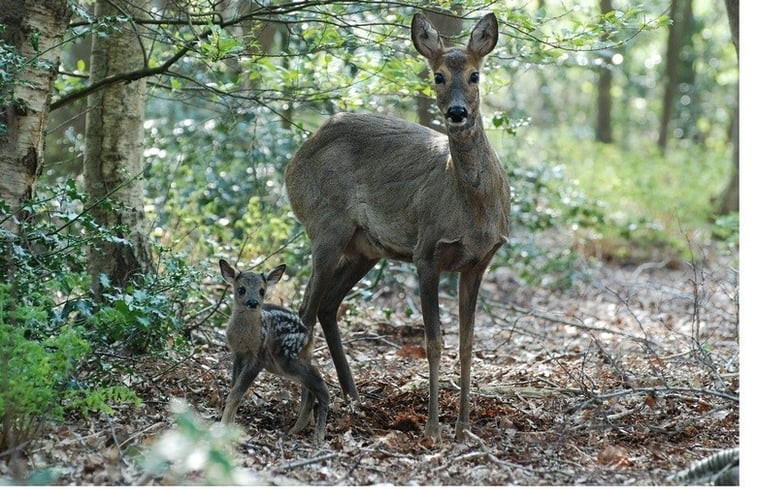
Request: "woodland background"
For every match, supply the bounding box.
[0,0,741,485]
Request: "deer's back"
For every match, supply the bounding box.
[286,112,456,244]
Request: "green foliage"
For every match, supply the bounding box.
[0,181,205,453]
[712,213,738,250]
[143,107,306,270]
[86,248,198,353]
[199,25,244,61]
[138,400,259,485]
[0,283,139,454]
[0,35,27,136]
[66,385,143,418]
[0,292,88,450]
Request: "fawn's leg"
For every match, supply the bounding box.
[287,359,330,445]
[308,366,330,445]
[289,387,314,434]
[221,353,262,424]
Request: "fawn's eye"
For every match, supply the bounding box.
[469,72,479,83]
[259,287,265,297]
[237,286,246,296]
[434,73,445,84]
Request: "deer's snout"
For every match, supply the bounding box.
[245,299,260,309]
[446,106,468,124]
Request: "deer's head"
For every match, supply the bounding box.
[411,13,498,133]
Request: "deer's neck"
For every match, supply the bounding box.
[447,115,498,190]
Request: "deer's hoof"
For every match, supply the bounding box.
[455,422,471,442]
[423,422,442,445]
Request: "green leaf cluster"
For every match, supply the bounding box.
[138,400,257,485]
[0,181,205,453]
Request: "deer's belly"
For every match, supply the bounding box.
[345,227,414,262]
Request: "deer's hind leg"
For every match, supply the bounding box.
[317,255,379,399]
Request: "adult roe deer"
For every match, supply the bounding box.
[285,12,510,442]
[219,260,329,445]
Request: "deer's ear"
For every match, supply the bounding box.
[412,13,444,60]
[266,264,286,285]
[467,13,498,59]
[219,259,238,284]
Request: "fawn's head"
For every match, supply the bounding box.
[219,260,286,311]
[411,12,498,133]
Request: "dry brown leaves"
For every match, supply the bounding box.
[1,242,739,485]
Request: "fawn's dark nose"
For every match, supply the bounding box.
[446,106,468,123]
[246,299,260,309]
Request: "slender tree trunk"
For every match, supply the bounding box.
[0,0,72,224]
[718,0,738,214]
[84,0,153,298]
[658,0,694,152]
[595,0,614,143]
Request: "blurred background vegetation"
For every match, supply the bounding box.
[1,0,738,472]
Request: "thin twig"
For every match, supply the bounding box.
[270,452,338,472]
[482,299,662,349]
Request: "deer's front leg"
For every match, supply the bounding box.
[456,268,485,441]
[416,260,442,442]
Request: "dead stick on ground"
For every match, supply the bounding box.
[462,429,515,476]
[271,452,338,472]
[481,299,661,348]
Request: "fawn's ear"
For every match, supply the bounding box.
[266,264,286,285]
[219,259,238,284]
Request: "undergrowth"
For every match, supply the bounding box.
[0,181,196,461]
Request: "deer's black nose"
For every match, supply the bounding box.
[446,106,468,123]
[246,299,260,309]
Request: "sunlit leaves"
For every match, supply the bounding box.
[199,24,243,61]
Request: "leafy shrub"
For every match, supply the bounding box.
[0,181,203,455]
[712,212,738,250]
[138,399,261,485]
[0,284,140,454]
[87,249,197,354]
[0,290,88,451]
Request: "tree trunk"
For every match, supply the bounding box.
[595,0,614,143]
[0,0,72,224]
[657,0,694,152]
[718,0,738,214]
[84,0,153,298]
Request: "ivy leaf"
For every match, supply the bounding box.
[30,30,40,52]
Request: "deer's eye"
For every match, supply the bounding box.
[434,73,445,84]
[259,288,265,297]
[469,72,479,83]
[237,286,246,296]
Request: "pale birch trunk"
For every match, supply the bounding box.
[0,0,71,224]
[84,0,153,298]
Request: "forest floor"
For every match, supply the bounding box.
[2,237,739,485]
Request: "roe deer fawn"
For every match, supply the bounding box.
[219,260,329,445]
[284,12,510,442]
